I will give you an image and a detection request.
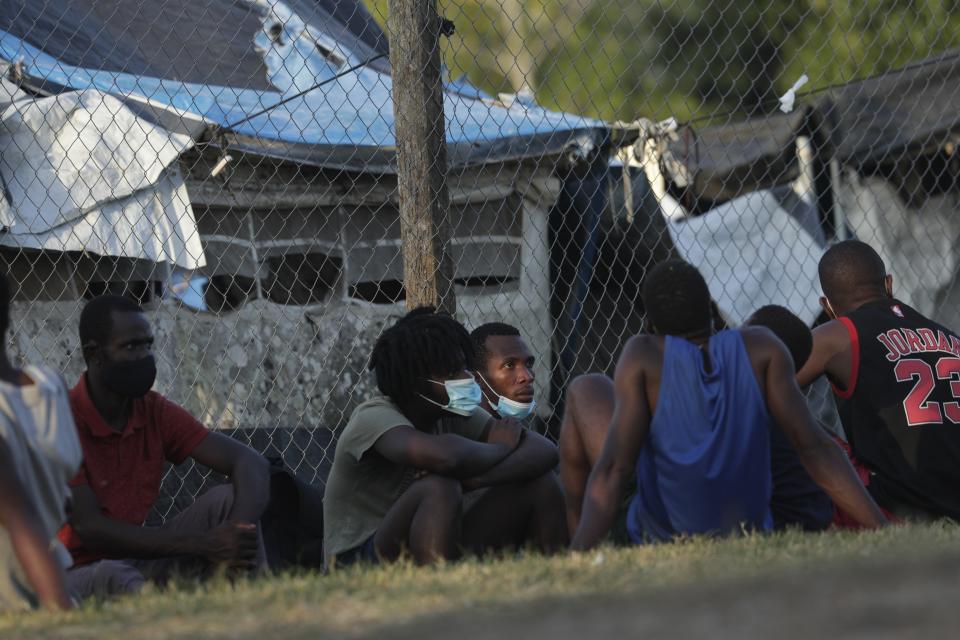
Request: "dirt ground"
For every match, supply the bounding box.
[377,551,960,639]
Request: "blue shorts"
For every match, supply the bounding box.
[335,534,378,567]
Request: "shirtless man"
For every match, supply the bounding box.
[562,260,887,549]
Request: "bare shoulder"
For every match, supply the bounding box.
[619,334,662,367]
[811,318,851,347]
[738,326,793,376]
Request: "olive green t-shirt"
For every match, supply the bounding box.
[322,396,491,561]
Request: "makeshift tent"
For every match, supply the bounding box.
[0,0,600,170]
[659,49,960,208]
[0,0,608,429]
[644,49,960,330]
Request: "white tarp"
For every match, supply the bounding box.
[1,166,203,269]
[840,174,960,321]
[665,189,825,326]
[0,86,204,269]
[0,75,27,229]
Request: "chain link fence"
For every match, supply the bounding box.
[3,1,960,518]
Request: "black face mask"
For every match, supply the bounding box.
[101,355,157,399]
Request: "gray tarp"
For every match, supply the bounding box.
[664,49,960,200]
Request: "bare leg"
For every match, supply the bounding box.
[460,471,567,555]
[373,475,463,565]
[558,373,616,536]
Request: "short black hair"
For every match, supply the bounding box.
[819,240,887,302]
[470,322,521,368]
[746,305,812,372]
[369,306,475,403]
[642,260,712,336]
[79,295,144,347]
[0,271,9,337]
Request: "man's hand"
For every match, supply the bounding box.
[196,522,259,570]
[485,419,523,450]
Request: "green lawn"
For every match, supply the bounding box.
[4,522,959,640]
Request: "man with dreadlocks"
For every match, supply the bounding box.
[798,240,960,521]
[566,260,886,550]
[323,307,565,566]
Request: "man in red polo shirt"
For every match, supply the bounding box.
[60,296,270,600]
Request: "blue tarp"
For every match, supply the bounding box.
[0,0,605,171]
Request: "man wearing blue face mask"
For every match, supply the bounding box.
[470,323,538,421]
[60,296,270,601]
[323,307,565,567]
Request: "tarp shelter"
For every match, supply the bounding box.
[648,49,960,328]
[0,0,609,430]
[661,48,960,203]
[0,0,604,292]
[0,0,601,170]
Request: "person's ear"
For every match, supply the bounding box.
[82,342,102,367]
[884,274,894,298]
[820,296,837,320]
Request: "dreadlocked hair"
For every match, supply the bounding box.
[369,306,476,403]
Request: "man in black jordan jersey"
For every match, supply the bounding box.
[798,240,960,521]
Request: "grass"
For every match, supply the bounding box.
[3,522,959,640]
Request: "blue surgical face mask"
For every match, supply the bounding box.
[476,372,536,420]
[419,375,482,416]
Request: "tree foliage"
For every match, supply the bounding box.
[364,0,960,123]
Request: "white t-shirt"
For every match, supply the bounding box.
[0,366,82,611]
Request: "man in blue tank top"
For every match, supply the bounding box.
[566,261,887,549]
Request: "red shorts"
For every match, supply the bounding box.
[830,437,899,529]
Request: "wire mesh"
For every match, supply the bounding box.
[2,0,960,518]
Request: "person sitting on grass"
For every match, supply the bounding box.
[0,272,81,611]
[563,260,887,550]
[798,240,960,522]
[470,322,537,421]
[59,295,271,600]
[744,305,834,532]
[323,307,565,567]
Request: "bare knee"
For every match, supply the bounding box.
[561,373,615,465]
[567,374,614,410]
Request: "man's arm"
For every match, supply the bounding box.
[189,432,270,524]
[570,337,652,550]
[0,441,71,610]
[460,422,558,490]
[67,434,267,567]
[796,320,850,389]
[373,423,519,478]
[761,332,887,528]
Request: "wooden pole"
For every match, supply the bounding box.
[388,0,456,315]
